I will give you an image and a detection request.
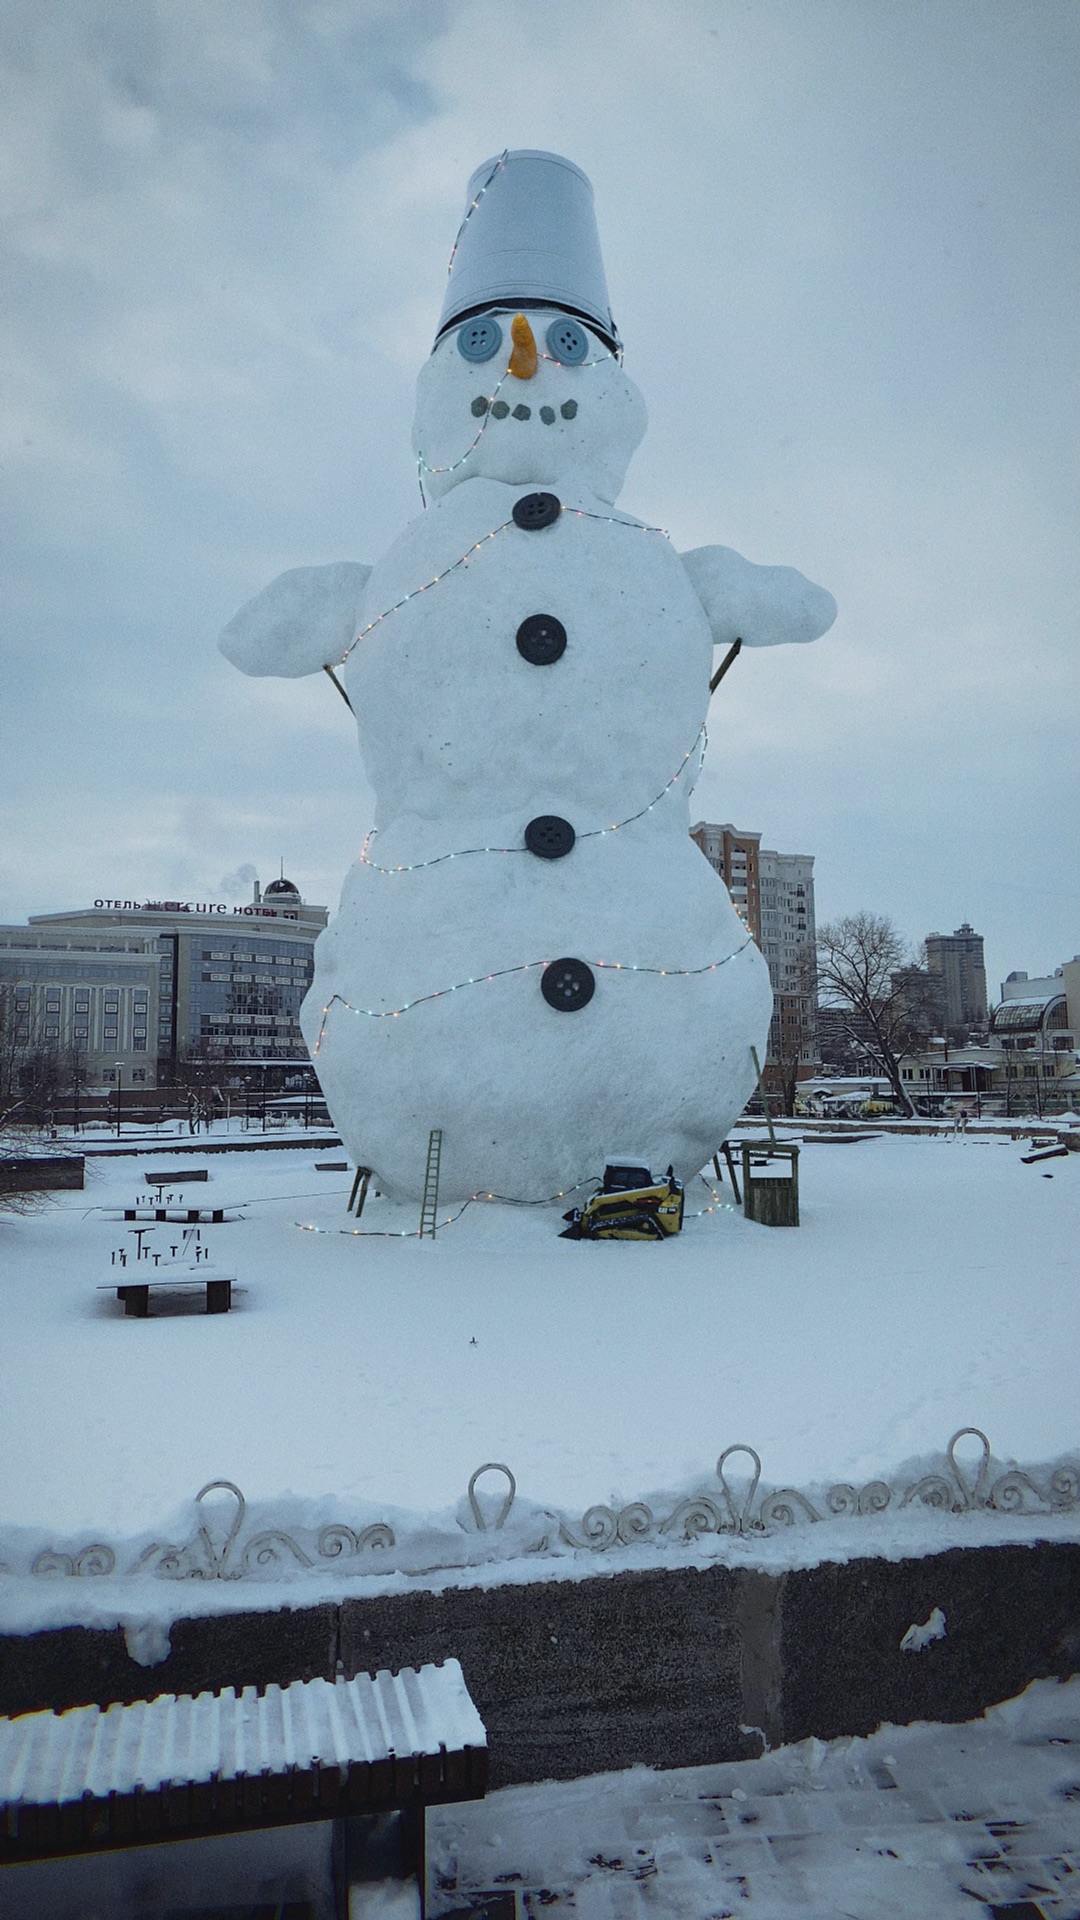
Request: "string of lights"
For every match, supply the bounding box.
[338,523,512,663]
[358,724,707,876]
[312,934,755,1053]
[445,150,507,278]
[295,1169,736,1238]
[687,1172,739,1219]
[416,346,615,491]
[295,1174,600,1239]
[339,507,667,666]
[417,363,513,486]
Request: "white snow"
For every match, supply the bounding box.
[0,1129,1077,1622]
[424,1676,1080,1920]
[900,1606,947,1653]
[5,1677,1077,1918]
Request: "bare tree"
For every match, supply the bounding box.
[0,992,75,1212]
[815,913,938,1117]
[767,949,818,1117]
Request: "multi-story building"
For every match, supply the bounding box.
[690,823,817,1084]
[688,823,761,938]
[925,923,987,1032]
[1,875,327,1090]
[992,957,1080,1111]
[0,929,161,1095]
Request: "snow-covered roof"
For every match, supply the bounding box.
[0,1661,485,1806]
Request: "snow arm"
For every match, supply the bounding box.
[218,562,372,678]
[679,544,836,651]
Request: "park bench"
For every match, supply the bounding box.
[0,1659,487,1912]
[98,1269,239,1316]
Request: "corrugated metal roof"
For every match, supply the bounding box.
[0,1660,485,1808]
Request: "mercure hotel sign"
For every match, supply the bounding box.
[93,900,298,918]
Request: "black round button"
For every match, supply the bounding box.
[516,613,567,665]
[512,491,561,531]
[541,957,595,1011]
[525,815,576,860]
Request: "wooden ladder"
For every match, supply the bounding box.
[419,1128,443,1238]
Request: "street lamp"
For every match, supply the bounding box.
[115,1061,123,1138]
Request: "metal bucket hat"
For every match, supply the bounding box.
[435,149,620,353]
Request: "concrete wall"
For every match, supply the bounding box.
[2,1544,1077,1787]
[0,1157,84,1192]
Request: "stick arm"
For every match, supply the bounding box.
[679,544,836,651]
[219,562,373,678]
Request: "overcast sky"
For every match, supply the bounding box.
[2,0,1077,999]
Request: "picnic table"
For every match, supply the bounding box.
[98,1269,238,1317]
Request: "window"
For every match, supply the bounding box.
[132,1069,146,1082]
[133,1039,146,1051]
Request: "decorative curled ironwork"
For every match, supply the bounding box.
[4,1434,1077,1588]
[560,1501,654,1550]
[661,1494,725,1540]
[317,1522,396,1560]
[1050,1466,1080,1508]
[30,1545,116,1578]
[467,1462,516,1531]
[717,1445,763,1532]
[901,1428,999,1513]
[559,1430,1079,1552]
[760,1488,823,1528]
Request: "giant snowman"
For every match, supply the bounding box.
[221,152,835,1203]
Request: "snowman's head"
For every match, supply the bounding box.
[412,308,647,507]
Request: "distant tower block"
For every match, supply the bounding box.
[926,924,988,1029]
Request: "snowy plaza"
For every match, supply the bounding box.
[1,1123,1077,1585]
[2,1123,1079,1916]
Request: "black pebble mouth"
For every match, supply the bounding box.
[472,397,579,424]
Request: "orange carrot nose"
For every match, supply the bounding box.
[508,312,538,379]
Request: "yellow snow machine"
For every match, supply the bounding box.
[561,1159,684,1241]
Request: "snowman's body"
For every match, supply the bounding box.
[222,257,835,1205]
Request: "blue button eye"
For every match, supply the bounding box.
[545,318,589,365]
[457,317,503,363]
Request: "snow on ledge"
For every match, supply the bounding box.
[1,1429,1077,1640]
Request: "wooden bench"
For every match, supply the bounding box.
[98,1271,238,1316]
[0,1661,487,1914]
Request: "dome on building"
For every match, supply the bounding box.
[264,877,301,898]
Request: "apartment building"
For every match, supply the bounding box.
[926,923,987,1032]
[690,823,817,1079]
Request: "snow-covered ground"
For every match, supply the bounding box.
[5,1677,1079,1918]
[1,1130,1077,1595]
